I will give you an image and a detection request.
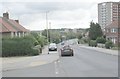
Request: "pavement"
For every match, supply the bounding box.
[1,45,59,71]
[79,44,118,56]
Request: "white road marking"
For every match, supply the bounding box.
[54,61,59,76]
[55,71,58,74]
[49,51,58,54]
[58,60,60,63]
[54,61,57,64]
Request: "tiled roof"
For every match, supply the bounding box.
[0,17,29,33]
[105,21,119,28]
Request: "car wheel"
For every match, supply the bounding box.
[61,54,64,56]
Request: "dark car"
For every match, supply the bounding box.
[61,45,74,56]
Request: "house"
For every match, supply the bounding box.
[0,12,29,38]
[105,21,120,44]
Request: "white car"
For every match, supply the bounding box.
[49,43,57,51]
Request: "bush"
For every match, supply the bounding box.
[2,36,39,57]
[96,37,106,44]
[111,47,119,50]
[89,40,97,47]
[83,38,89,43]
[105,41,113,49]
[79,38,89,44]
[33,45,42,53]
[31,32,47,47]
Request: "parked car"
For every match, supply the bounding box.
[49,43,57,51]
[61,45,74,56]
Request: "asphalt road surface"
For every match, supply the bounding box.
[2,45,118,77]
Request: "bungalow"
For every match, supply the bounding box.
[0,12,29,38]
[105,21,120,45]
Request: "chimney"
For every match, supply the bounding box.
[3,12,9,19]
[15,20,19,24]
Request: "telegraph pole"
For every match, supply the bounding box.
[46,11,49,54]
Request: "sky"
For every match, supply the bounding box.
[0,0,119,30]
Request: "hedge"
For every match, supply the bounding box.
[2,36,39,57]
[89,40,97,47]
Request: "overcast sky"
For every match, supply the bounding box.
[0,0,119,30]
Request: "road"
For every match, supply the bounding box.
[2,44,118,77]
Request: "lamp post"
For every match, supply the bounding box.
[49,22,51,43]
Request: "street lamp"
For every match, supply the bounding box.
[49,22,51,43]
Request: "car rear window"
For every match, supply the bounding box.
[63,46,71,49]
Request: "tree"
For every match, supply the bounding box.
[65,32,76,40]
[76,33,82,39]
[42,29,49,38]
[42,29,61,44]
[89,22,103,40]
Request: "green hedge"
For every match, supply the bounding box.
[89,40,97,47]
[2,36,39,57]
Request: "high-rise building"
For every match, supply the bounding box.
[98,2,120,31]
[118,3,120,21]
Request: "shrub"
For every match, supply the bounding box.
[33,45,42,53]
[96,37,106,44]
[83,38,89,43]
[2,36,39,57]
[37,36,46,47]
[105,41,113,49]
[89,40,97,47]
[31,32,47,47]
[111,47,119,50]
[79,38,89,44]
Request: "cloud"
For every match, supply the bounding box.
[0,2,98,30]
[0,1,119,30]
[25,2,95,11]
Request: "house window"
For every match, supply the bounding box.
[111,28,117,33]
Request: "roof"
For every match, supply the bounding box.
[98,2,120,5]
[0,17,29,33]
[105,21,120,29]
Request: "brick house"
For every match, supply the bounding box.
[0,12,29,38]
[105,21,120,44]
